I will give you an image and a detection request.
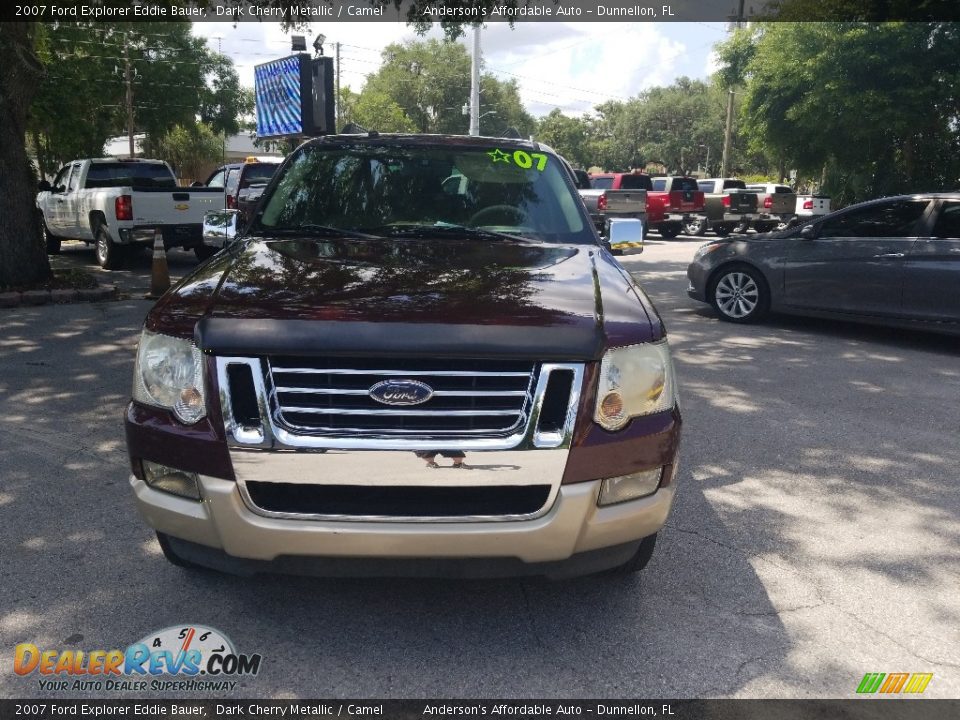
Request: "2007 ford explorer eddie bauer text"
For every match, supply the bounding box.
[125,133,682,578]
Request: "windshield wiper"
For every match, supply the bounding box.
[256,224,384,240]
[366,224,536,243]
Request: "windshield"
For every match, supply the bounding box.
[241,164,278,188]
[255,143,591,243]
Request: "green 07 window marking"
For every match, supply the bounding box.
[487,148,548,171]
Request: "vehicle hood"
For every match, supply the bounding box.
[146,237,661,360]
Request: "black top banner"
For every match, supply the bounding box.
[3,0,960,23]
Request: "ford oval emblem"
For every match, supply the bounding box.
[368,379,434,406]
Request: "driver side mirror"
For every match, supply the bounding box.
[38,180,52,192]
[800,224,816,240]
[607,218,644,256]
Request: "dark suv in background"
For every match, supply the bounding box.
[198,159,281,258]
[204,159,280,211]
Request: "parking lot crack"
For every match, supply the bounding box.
[664,522,742,554]
[829,604,960,669]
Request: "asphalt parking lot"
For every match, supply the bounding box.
[1,236,958,699]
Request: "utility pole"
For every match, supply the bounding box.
[123,37,135,158]
[720,0,745,178]
[336,42,341,129]
[469,25,480,136]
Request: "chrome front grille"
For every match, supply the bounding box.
[217,355,583,452]
[267,357,536,437]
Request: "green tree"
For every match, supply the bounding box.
[200,53,254,137]
[338,85,417,133]
[727,22,960,203]
[360,39,471,133]
[150,123,225,182]
[477,76,535,137]
[356,39,534,136]
[535,109,594,169]
[28,23,124,178]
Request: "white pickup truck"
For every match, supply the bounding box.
[36,158,222,269]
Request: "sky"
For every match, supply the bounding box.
[191,21,727,122]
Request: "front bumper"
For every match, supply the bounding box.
[686,261,709,302]
[132,473,675,577]
[126,354,682,577]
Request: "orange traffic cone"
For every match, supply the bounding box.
[145,228,170,299]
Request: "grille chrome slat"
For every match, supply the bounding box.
[281,407,524,417]
[268,357,537,438]
[272,367,531,377]
[275,386,528,397]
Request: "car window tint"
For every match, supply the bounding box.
[931,202,960,239]
[240,164,278,188]
[652,179,667,191]
[206,170,226,188]
[819,200,929,238]
[590,176,613,190]
[85,162,176,189]
[619,175,652,190]
[774,186,793,193]
[723,180,746,190]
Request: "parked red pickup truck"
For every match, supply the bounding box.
[590,172,704,238]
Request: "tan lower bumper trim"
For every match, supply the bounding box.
[131,476,675,564]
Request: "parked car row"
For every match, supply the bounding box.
[573,169,831,240]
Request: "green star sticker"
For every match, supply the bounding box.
[487,148,511,163]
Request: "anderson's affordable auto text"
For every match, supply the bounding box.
[13,625,261,692]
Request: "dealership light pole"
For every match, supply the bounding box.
[720,0,745,178]
[469,25,480,136]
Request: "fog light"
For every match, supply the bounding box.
[598,467,662,506]
[142,461,201,500]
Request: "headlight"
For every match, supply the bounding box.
[594,340,676,431]
[693,242,723,261]
[133,330,206,424]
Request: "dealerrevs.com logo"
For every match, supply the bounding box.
[14,625,262,693]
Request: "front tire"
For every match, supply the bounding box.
[714,224,734,237]
[753,221,775,234]
[95,227,122,270]
[709,264,769,324]
[40,215,61,254]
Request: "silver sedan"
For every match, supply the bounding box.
[686,193,960,335]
